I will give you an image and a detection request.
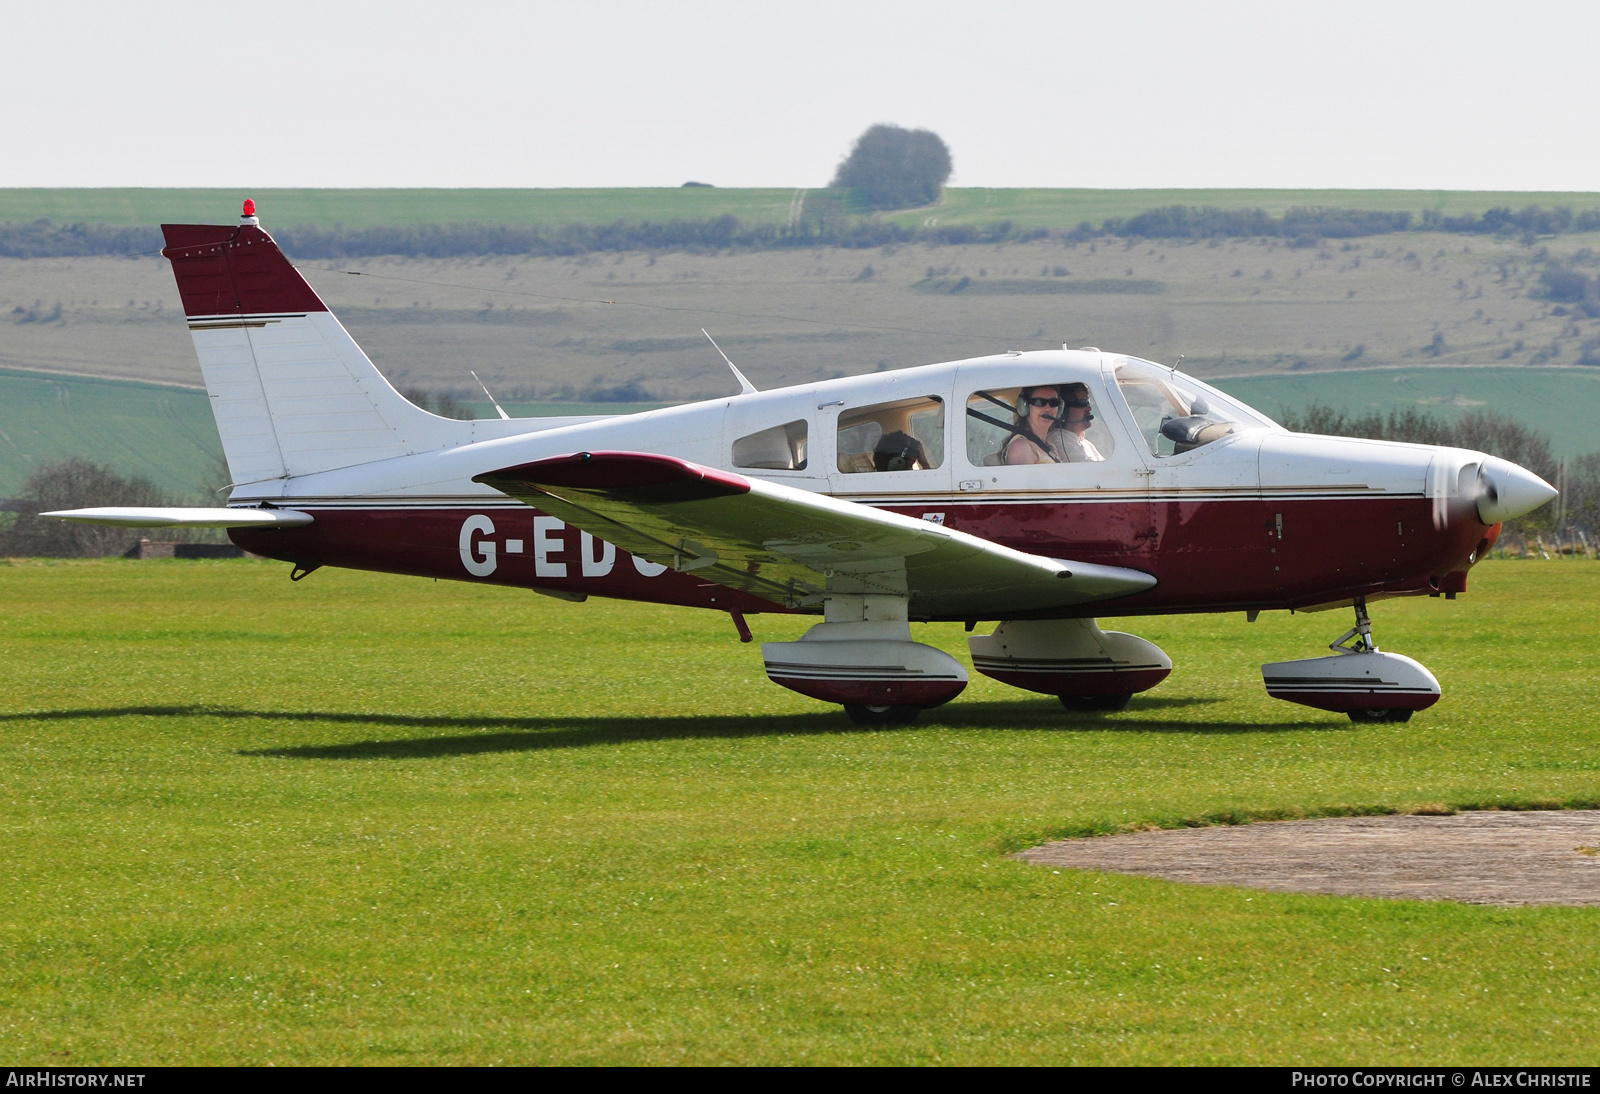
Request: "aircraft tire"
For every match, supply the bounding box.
[843,703,922,726]
[1059,693,1132,713]
[1348,708,1414,723]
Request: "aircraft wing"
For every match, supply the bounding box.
[475,452,1154,617]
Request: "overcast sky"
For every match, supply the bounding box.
[3,0,1595,190]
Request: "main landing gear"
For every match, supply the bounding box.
[762,594,968,728]
[969,618,1171,715]
[761,600,1174,726]
[1260,598,1442,723]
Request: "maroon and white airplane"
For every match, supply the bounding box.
[51,204,1557,724]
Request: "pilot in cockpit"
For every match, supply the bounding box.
[1051,382,1105,463]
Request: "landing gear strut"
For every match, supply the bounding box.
[1261,598,1442,722]
[1330,598,1379,654]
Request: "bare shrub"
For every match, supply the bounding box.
[1,459,169,557]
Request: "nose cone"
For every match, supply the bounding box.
[1477,457,1558,524]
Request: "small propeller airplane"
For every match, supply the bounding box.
[49,203,1558,725]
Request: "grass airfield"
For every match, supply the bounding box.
[2,558,1597,1064]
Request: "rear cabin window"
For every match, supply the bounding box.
[836,396,945,473]
[732,419,808,470]
[965,383,1115,466]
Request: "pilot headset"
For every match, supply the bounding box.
[1015,387,1038,420]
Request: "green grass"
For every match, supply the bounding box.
[1214,367,1600,459]
[1,558,1596,1064]
[6,187,1600,231]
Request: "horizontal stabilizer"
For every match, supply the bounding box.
[476,451,1155,617]
[42,507,314,529]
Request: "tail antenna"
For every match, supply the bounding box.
[470,370,511,420]
[703,329,757,395]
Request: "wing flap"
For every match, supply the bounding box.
[476,452,1154,615]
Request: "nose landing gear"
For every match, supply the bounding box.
[1261,598,1442,723]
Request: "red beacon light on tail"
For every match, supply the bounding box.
[240,199,259,226]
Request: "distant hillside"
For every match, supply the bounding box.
[887,188,1600,229]
[1213,368,1600,459]
[7,230,1600,413]
[0,368,221,498]
[4,186,1600,233]
[0,188,802,230]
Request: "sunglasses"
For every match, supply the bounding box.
[1025,397,1063,408]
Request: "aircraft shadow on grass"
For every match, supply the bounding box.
[1,699,1339,760]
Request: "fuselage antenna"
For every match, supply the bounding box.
[703,329,758,395]
[1169,354,1185,375]
[470,370,511,420]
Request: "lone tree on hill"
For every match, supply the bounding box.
[831,124,952,211]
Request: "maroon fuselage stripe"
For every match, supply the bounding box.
[230,495,1495,620]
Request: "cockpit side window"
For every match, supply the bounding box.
[733,419,808,470]
[836,396,944,473]
[1113,359,1268,456]
[965,383,1114,466]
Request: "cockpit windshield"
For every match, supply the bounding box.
[1113,358,1276,457]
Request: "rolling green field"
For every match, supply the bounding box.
[1,558,1596,1064]
[1214,368,1600,458]
[0,367,222,498]
[5,187,1599,231]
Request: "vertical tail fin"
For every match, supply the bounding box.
[162,215,453,486]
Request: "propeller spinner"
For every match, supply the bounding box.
[1475,456,1558,525]
[1431,453,1557,529]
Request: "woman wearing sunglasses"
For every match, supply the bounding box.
[1002,386,1068,464]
